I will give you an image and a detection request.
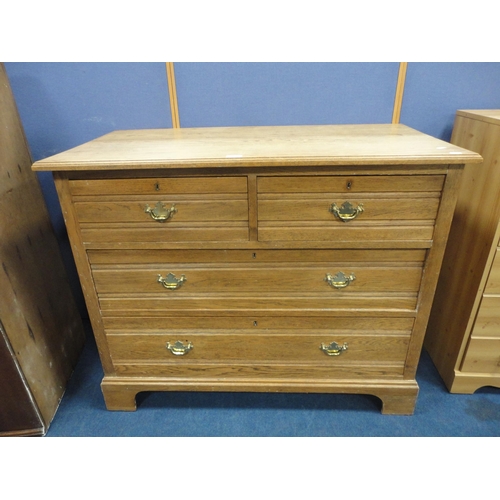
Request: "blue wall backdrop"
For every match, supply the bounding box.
[4,62,500,317]
[174,62,400,127]
[401,62,500,141]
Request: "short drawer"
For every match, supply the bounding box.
[106,332,411,365]
[257,174,442,243]
[74,199,248,224]
[71,176,249,244]
[461,338,500,373]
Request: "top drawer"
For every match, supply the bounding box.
[70,176,249,245]
[257,175,444,244]
[69,176,248,196]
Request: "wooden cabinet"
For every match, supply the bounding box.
[426,110,500,393]
[32,124,481,414]
[0,64,85,436]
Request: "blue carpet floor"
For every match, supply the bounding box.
[44,327,500,437]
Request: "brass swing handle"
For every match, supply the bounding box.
[166,340,193,356]
[157,273,186,290]
[320,341,348,356]
[145,201,177,222]
[324,272,356,289]
[329,201,364,222]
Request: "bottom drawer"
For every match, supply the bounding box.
[106,332,410,364]
[461,338,500,373]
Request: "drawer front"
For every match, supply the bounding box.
[258,197,439,222]
[72,176,249,244]
[102,315,415,333]
[99,295,419,316]
[91,249,423,314]
[106,332,410,364]
[470,296,500,338]
[461,338,500,373]
[92,263,423,295]
[257,175,442,243]
[88,248,427,265]
[74,199,248,224]
[80,225,249,244]
[69,176,248,196]
[257,175,445,194]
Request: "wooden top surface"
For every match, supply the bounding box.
[456,109,500,126]
[32,124,482,171]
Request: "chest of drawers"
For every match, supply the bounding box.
[32,124,481,414]
[426,110,500,393]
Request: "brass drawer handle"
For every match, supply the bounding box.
[145,201,177,222]
[166,340,193,356]
[325,271,356,289]
[320,341,348,356]
[329,201,364,222]
[157,272,186,290]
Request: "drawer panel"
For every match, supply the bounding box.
[92,263,423,294]
[103,315,415,333]
[258,196,440,222]
[484,249,500,294]
[74,199,248,223]
[470,296,500,338]
[112,361,406,379]
[461,338,500,373]
[258,175,445,194]
[258,223,434,243]
[106,332,410,364]
[88,248,427,265]
[69,176,248,196]
[99,295,419,316]
[258,175,441,243]
[81,224,249,244]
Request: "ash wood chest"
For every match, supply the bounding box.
[426,110,500,393]
[32,124,481,414]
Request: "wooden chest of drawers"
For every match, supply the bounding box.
[32,124,481,414]
[426,110,500,393]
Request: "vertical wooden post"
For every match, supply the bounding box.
[166,62,180,128]
[392,62,408,124]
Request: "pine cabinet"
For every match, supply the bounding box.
[426,110,500,393]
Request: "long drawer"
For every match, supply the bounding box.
[90,249,424,314]
[92,263,423,295]
[106,332,411,364]
[102,315,415,332]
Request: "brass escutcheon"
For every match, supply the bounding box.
[166,340,193,356]
[145,201,177,222]
[157,272,186,290]
[320,341,348,356]
[329,201,364,222]
[324,271,356,289]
